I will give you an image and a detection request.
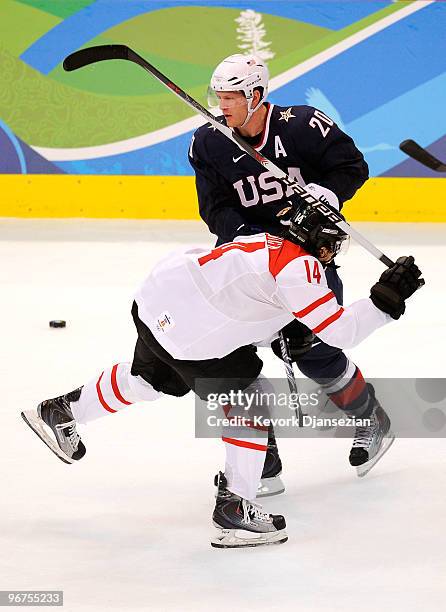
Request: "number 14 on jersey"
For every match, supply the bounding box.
[304,260,321,284]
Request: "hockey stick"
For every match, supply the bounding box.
[278,333,306,426]
[399,139,446,173]
[63,44,401,271]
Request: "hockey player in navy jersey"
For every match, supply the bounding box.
[189,55,368,243]
[22,201,422,548]
[189,53,371,495]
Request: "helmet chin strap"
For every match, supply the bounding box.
[240,96,263,128]
[240,103,254,127]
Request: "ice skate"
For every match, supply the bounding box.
[349,391,395,477]
[211,472,287,548]
[21,388,86,464]
[257,441,285,498]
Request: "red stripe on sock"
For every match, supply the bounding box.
[222,404,231,417]
[111,364,131,405]
[330,370,367,408]
[96,372,116,413]
[222,437,268,451]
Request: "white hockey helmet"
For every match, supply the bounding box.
[208,54,269,126]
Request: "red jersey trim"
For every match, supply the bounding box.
[198,240,265,266]
[268,236,307,278]
[294,291,335,319]
[222,437,268,452]
[312,307,344,334]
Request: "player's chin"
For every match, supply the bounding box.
[224,115,237,127]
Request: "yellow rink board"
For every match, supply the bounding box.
[0,175,445,222]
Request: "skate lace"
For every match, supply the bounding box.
[352,414,378,449]
[58,420,80,451]
[241,499,271,525]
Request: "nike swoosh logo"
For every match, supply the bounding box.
[233,154,246,163]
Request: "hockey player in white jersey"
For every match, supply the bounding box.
[22,203,423,548]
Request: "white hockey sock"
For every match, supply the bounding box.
[222,375,272,501]
[70,362,162,424]
[224,435,268,501]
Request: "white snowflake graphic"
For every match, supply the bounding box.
[235,9,275,62]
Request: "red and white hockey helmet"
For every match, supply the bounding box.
[208,54,269,125]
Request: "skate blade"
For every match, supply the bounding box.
[356,431,395,478]
[211,525,288,548]
[256,475,285,498]
[21,410,74,465]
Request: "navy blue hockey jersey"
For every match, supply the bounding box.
[188,103,368,243]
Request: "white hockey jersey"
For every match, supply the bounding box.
[134,234,390,360]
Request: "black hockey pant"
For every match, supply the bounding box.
[130,302,263,400]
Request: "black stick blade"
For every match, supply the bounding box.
[63,44,130,71]
[399,139,446,172]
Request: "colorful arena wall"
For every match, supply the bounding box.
[1,0,445,220]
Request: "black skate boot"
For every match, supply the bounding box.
[21,388,86,464]
[211,472,287,548]
[257,427,285,498]
[349,386,395,477]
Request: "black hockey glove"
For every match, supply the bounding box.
[271,320,315,362]
[370,255,422,320]
[276,192,307,226]
[231,224,264,239]
[277,186,340,227]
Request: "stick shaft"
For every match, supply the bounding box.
[278,332,305,427]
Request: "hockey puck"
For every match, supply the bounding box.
[49,320,66,328]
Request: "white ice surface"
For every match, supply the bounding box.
[1,219,445,612]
